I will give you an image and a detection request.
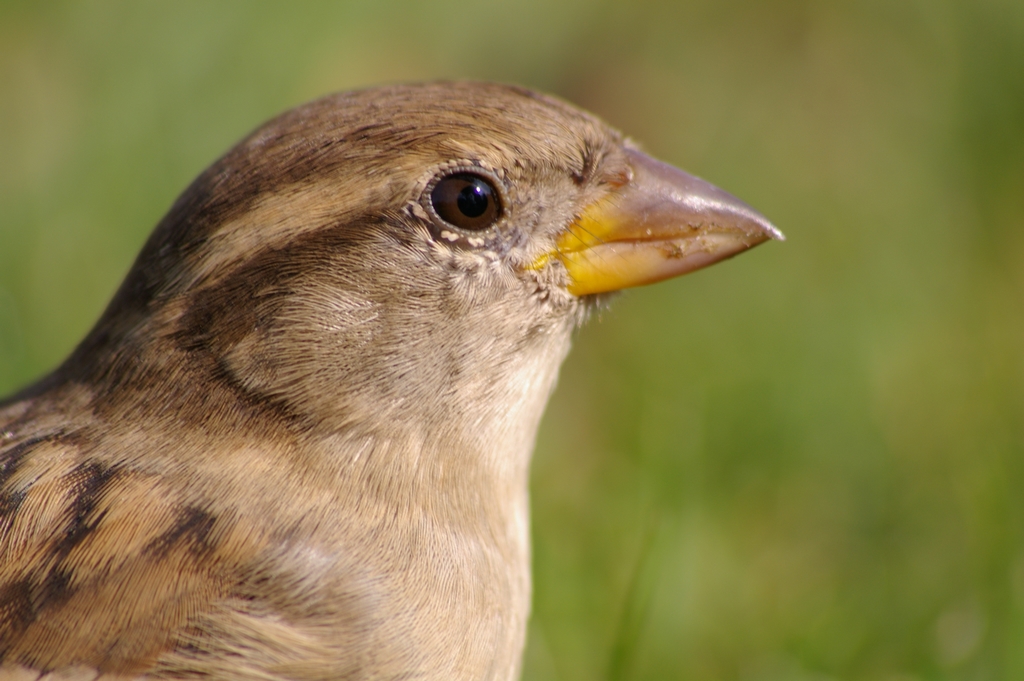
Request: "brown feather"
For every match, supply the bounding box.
[1,82,625,680]
[0,81,780,680]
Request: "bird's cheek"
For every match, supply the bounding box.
[529,148,784,297]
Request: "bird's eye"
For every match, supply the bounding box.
[430,173,501,231]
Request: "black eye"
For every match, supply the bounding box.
[430,173,501,231]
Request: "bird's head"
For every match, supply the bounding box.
[56,82,779,451]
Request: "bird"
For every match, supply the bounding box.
[0,82,781,681]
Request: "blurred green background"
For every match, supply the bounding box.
[2,1,1022,679]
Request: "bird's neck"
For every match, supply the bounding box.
[272,322,574,680]
[40,276,578,679]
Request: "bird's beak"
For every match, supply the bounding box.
[536,148,784,296]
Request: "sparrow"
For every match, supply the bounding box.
[0,82,781,681]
